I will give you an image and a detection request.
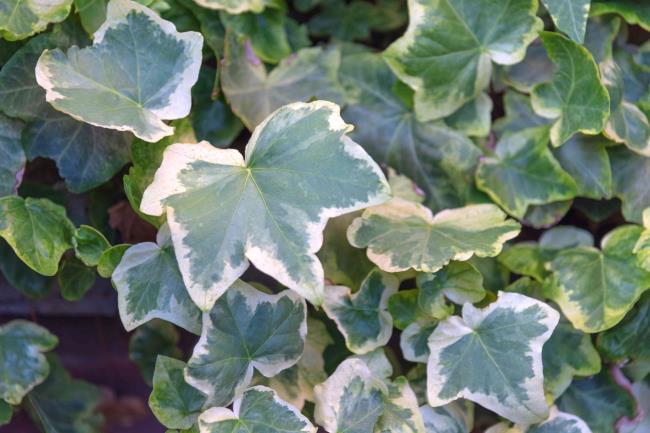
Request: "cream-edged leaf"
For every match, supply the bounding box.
[192,0,269,13]
[377,377,425,433]
[141,101,390,310]
[323,269,397,354]
[427,292,559,424]
[185,281,307,407]
[420,402,473,433]
[0,0,72,40]
[541,0,591,43]
[113,223,202,335]
[35,0,203,142]
[348,198,520,274]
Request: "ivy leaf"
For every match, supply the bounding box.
[24,355,103,433]
[0,320,58,405]
[149,356,207,430]
[348,198,521,274]
[0,0,72,40]
[58,256,96,301]
[113,224,201,335]
[141,101,390,310]
[557,369,636,433]
[0,240,52,299]
[340,52,482,213]
[591,1,650,31]
[97,243,130,278]
[598,291,650,361]
[420,403,473,433]
[549,225,650,333]
[486,408,593,433]
[634,208,650,271]
[542,314,601,400]
[401,320,437,363]
[494,91,551,137]
[0,400,11,426]
[323,269,398,355]
[73,225,110,267]
[0,196,74,276]
[541,0,591,43]
[427,292,559,424]
[476,126,578,218]
[383,0,541,121]
[221,33,343,131]
[192,0,271,14]
[610,146,650,224]
[314,358,387,433]
[35,0,203,142]
[377,376,425,433]
[531,32,610,146]
[502,42,554,94]
[198,386,316,433]
[416,261,486,306]
[129,319,182,386]
[0,114,25,196]
[498,243,549,282]
[185,281,307,407]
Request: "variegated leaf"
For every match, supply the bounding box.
[0,0,72,40]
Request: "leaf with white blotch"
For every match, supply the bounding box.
[531,32,610,146]
[598,290,650,361]
[600,59,650,156]
[314,358,387,433]
[192,0,270,13]
[113,223,202,335]
[129,319,182,387]
[401,320,437,363]
[198,386,315,433]
[323,269,397,354]
[416,261,486,307]
[149,356,206,430]
[0,320,58,405]
[383,0,541,121]
[221,32,343,131]
[0,196,74,276]
[0,114,25,196]
[590,1,650,31]
[420,402,473,433]
[502,42,554,93]
[141,101,390,310]
[185,281,306,407]
[73,225,110,267]
[348,198,520,274]
[486,408,593,433]
[549,225,650,333]
[35,0,203,142]
[0,0,72,40]
[610,146,650,223]
[427,292,559,424]
[25,354,103,433]
[634,208,650,271]
[376,377,425,433]
[476,127,577,218]
[557,369,636,433]
[542,0,591,43]
[340,51,481,213]
[542,314,601,400]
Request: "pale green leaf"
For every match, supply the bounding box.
[185,281,307,407]
[376,377,425,433]
[323,269,398,354]
[73,225,110,267]
[220,9,290,64]
[192,0,270,14]
[634,208,650,270]
[416,261,486,306]
[531,32,610,146]
[0,0,72,40]
[0,320,58,405]
[427,292,559,424]
[348,199,520,274]
[149,356,206,430]
[549,225,650,333]
[0,196,74,276]
[340,52,481,213]
[420,402,472,433]
[221,32,343,131]
[35,0,203,142]
[383,0,542,121]
[476,126,578,218]
[498,243,548,282]
[141,101,390,310]
[96,243,129,278]
[198,386,316,433]
[541,0,591,43]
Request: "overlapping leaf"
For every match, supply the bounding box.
[0,0,72,40]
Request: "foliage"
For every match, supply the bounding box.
[0,0,649,432]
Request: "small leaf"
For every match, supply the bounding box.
[149,356,206,430]
[420,402,473,433]
[383,0,542,121]
[73,225,110,267]
[198,386,316,433]
[348,198,521,274]
[141,101,390,310]
[221,33,343,130]
[35,0,203,142]
[634,208,650,271]
[129,319,182,386]
[416,261,486,306]
[0,0,72,40]
[58,256,96,301]
[610,146,650,223]
[531,32,610,146]
[376,376,425,433]
[185,281,306,407]
[0,114,25,196]
[427,292,559,424]
[0,240,52,299]
[476,126,577,218]
[113,224,202,335]
[541,0,591,43]
[323,269,398,354]
[97,243,130,278]
[192,0,270,13]
[549,225,650,333]
[0,320,58,405]
[502,41,554,93]
[598,290,650,361]
[498,243,548,282]
[220,9,290,64]
[401,320,437,364]
[0,196,74,276]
